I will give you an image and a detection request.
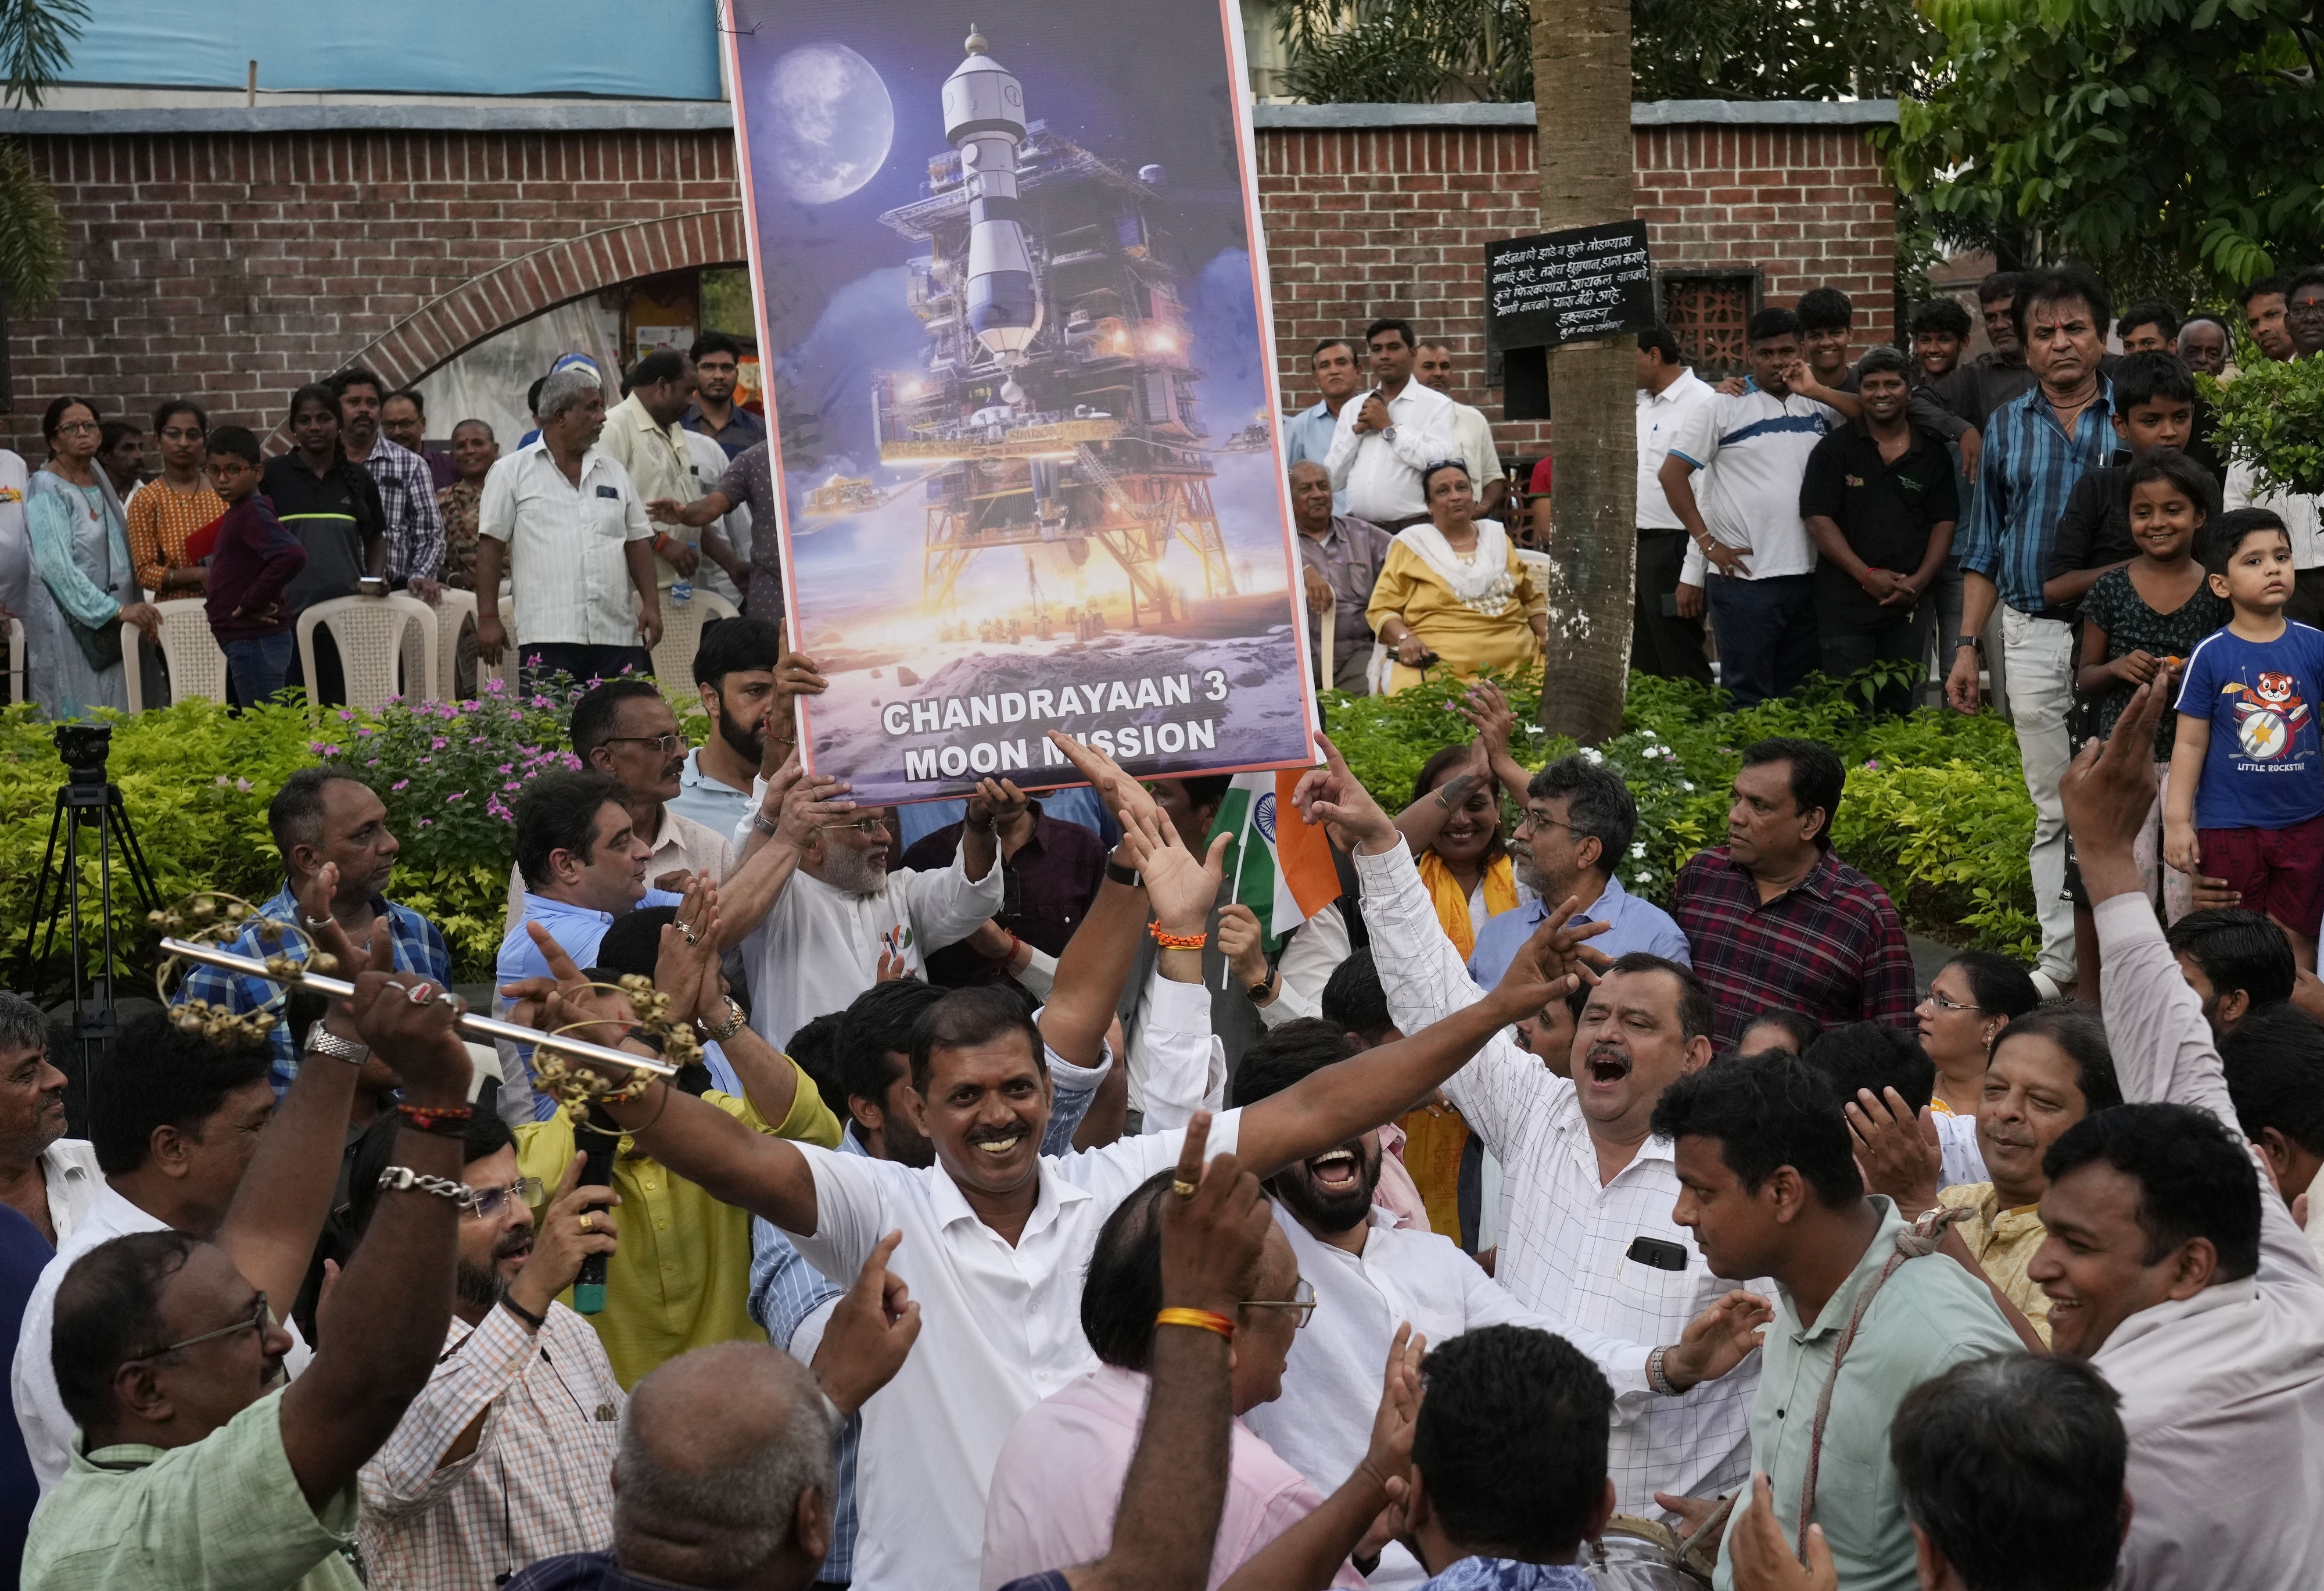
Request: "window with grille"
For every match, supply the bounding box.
[1659,271,1761,381]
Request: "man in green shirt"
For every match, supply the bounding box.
[23,947,476,1591]
[1650,1050,2020,1591]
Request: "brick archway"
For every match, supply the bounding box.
[341,206,747,392]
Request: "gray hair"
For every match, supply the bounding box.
[614,1350,836,1583]
[537,366,604,425]
[1526,754,1638,869]
[0,993,46,1059]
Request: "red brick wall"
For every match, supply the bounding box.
[1260,122,1897,461]
[3,120,1893,464]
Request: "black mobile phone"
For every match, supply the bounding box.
[1626,1235,1690,1272]
[1659,592,1681,618]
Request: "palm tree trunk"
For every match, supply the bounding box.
[1530,0,1636,744]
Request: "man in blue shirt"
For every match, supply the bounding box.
[1469,754,1691,990]
[497,769,683,1122]
[1948,263,2117,996]
[175,768,449,1094]
[1282,336,1362,514]
[679,332,769,462]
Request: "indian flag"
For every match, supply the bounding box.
[1208,770,1342,947]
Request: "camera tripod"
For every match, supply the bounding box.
[14,725,162,1085]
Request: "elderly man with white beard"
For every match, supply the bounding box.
[1296,731,1777,1521]
[1232,1020,1770,1589]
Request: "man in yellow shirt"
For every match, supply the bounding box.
[512,897,839,1388]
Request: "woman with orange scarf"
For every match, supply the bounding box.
[1378,730,1537,1239]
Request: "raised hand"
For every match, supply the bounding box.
[1452,678,1516,759]
[812,1229,923,1416]
[1845,1085,1942,1213]
[776,773,856,852]
[1661,1289,1776,1391]
[1158,1113,1273,1313]
[1485,892,1611,1022]
[1215,903,1271,991]
[652,872,721,1027]
[2059,677,2165,874]
[1045,730,1161,833]
[347,963,471,1103]
[508,1153,619,1323]
[1115,791,1229,936]
[1291,729,1397,853]
[966,776,1031,830]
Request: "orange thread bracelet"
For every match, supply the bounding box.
[1150,922,1208,950]
[1155,1307,1235,1339]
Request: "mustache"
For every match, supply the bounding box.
[964,1121,1025,1146]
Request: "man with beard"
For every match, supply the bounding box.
[1232,1022,1767,1590]
[719,752,1007,1062]
[1298,733,1776,1520]
[503,679,732,931]
[503,731,1604,1591]
[670,620,827,837]
[1461,742,1691,990]
[351,1109,626,1590]
[330,366,446,600]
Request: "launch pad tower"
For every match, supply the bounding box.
[874,24,1236,625]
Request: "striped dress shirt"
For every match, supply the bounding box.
[478,442,654,649]
[353,435,447,585]
[1354,843,1764,1515]
[358,1302,624,1591]
[1954,379,2115,616]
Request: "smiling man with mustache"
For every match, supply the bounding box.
[0,992,99,1248]
[1300,733,1778,1522]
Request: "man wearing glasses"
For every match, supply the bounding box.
[354,1111,627,1590]
[501,679,733,935]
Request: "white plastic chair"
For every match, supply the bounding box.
[122,598,229,711]
[429,588,511,701]
[6,617,21,706]
[297,593,437,714]
[645,586,738,685]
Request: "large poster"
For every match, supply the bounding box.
[723,0,1317,805]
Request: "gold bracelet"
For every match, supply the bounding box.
[1155,1307,1235,1340]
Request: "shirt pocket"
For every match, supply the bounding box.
[1608,1238,1710,1320]
[584,485,633,542]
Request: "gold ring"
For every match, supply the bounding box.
[579,1212,596,1233]
[1171,1178,1198,1198]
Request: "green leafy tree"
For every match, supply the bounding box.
[1887,0,2324,299]
[1273,0,1936,103]
[0,0,89,405]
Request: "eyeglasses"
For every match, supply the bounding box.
[1515,808,1579,838]
[468,1177,546,1220]
[602,733,687,757]
[53,420,101,436]
[819,816,894,836]
[1919,988,1979,1015]
[1244,1277,1318,1329]
[1420,458,1471,480]
[141,1293,273,1359]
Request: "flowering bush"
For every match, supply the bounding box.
[1322,669,2039,959]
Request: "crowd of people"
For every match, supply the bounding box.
[0,276,2318,1591]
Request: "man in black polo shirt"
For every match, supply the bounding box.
[1803,346,1959,715]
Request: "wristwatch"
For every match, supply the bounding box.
[306,1028,370,1067]
[1104,857,1143,889]
[1246,967,1279,1004]
[1382,425,1397,442]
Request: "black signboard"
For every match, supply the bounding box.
[1484,221,1656,351]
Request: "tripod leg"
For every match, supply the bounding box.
[105,788,163,915]
[13,792,70,989]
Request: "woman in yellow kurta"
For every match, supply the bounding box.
[1366,458,1547,694]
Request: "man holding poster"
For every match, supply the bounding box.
[721,0,1316,808]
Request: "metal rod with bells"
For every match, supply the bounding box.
[157,937,678,1080]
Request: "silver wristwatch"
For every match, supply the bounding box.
[306,1027,370,1067]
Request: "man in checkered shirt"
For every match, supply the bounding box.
[1298,734,1775,1518]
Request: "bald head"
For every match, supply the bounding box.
[614,1341,836,1589]
[1289,458,1333,532]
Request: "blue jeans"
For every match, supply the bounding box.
[224,632,296,708]
[1706,572,1817,709]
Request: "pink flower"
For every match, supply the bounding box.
[430,737,447,750]
[337,709,354,722]
[417,817,433,828]
[503,780,521,791]
[497,764,513,775]
[446,791,465,803]
[392,779,410,791]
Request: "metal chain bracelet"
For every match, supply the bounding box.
[375,1165,479,1213]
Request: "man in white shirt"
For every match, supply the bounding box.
[1633,327,1717,686]
[1295,734,1773,1517]
[1283,338,1363,516]
[509,731,1600,1591]
[2045,689,2324,1591]
[0,993,102,1248]
[12,866,374,1489]
[501,677,733,931]
[1666,307,1845,708]
[1414,342,1506,521]
[1323,318,1457,531]
[599,350,705,595]
[472,365,663,689]
[1230,1020,1760,1589]
[719,761,1008,1059]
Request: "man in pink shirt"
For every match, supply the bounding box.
[979,1169,1404,1590]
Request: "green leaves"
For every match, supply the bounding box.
[1322,668,2039,955]
[2205,359,2324,497]
[1888,0,2324,296]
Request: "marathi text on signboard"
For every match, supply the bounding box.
[1484,221,1656,350]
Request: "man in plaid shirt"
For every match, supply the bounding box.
[1668,736,1916,1047]
[333,367,447,597]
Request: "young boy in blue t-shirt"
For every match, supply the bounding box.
[2168,507,2324,965]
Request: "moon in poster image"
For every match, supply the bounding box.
[768,42,895,205]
